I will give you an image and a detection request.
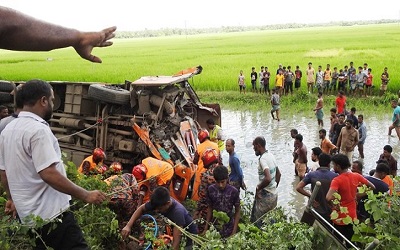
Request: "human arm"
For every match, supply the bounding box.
[0,170,16,218]
[275,167,281,187]
[256,168,272,193]
[296,180,311,198]
[231,203,240,236]
[39,164,106,204]
[204,206,213,233]
[231,156,246,189]
[0,6,116,63]
[171,226,182,250]
[121,203,146,239]
[350,131,359,151]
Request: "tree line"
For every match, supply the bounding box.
[115,19,399,39]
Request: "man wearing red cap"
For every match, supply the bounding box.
[192,129,220,201]
[131,157,174,205]
[78,148,107,175]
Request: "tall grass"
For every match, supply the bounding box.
[0,23,400,93]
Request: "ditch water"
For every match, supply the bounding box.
[220,108,400,219]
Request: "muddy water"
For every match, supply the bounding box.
[221,109,400,219]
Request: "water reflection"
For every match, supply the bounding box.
[221,109,400,219]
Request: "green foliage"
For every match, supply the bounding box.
[353,179,400,249]
[193,207,319,250]
[239,190,254,224]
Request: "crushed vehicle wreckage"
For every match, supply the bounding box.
[0,66,221,202]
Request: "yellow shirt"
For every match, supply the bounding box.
[324,69,332,81]
[210,125,225,151]
[275,74,284,87]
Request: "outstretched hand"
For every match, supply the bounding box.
[74,26,117,63]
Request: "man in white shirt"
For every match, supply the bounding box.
[0,79,106,249]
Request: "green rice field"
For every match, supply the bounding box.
[1,23,400,92]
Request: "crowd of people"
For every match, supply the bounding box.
[238,62,391,97]
[289,101,398,246]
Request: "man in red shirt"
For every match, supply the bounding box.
[326,154,375,246]
[335,90,347,114]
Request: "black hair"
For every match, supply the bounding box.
[331,154,350,170]
[345,119,354,125]
[14,85,24,109]
[376,159,389,165]
[353,160,363,171]
[206,118,215,125]
[213,165,229,181]
[0,105,8,112]
[290,129,298,135]
[339,114,345,118]
[318,153,331,167]
[19,79,52,107]
[295,134,303,142]
[376,163,390,175]
[226,138,235,146]
[358,114,363,119]
[369,169,376,176]
[319,129,327,135]
[383,145,393,153]
[150,187,170,208]
[311,147,322,156]
[351,107,356,112]
[330,108,337,113]
[253,136,266,148]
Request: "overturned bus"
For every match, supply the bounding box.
[0,66,221,202]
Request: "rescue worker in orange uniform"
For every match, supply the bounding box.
[192,129,220,201]
[78,148,107,175]
[131,157,174,205]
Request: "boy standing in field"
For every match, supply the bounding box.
[204,165,240,238]
[355,66,367,97]
[270,88,280,121]
[331,67,339,94]
[366,68,373,96]
[380,67,390,96]
[259,66,265,94]
[338,69,346,92]
[323,64,332,94]
[251,67,258,93]
[275,69,284,96]
[295,65,302,91]
[306,62,315,93]
[315,65,324,93]
[238,70,246,94]
[263,67,271,95]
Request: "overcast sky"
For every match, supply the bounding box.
[2,0,400,31]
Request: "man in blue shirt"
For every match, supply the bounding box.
[226,138,246,192]
[296,153,338,221]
